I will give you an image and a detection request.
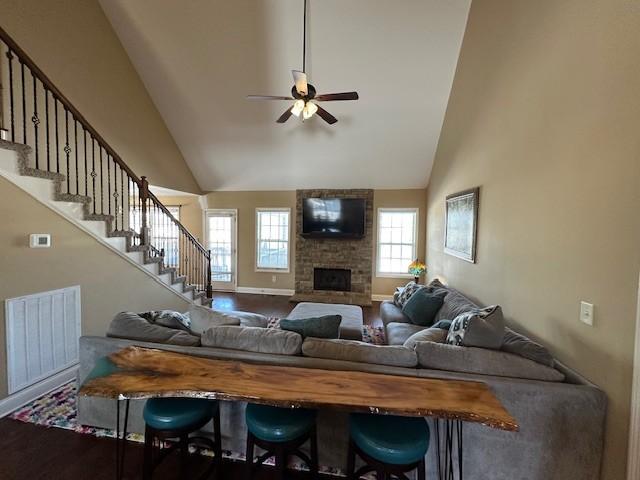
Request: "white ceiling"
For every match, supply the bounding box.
[100,0,471,192]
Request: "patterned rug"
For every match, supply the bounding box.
[8,325,386,476]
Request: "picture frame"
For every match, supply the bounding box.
[444,187,479,263]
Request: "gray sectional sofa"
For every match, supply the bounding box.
[77,283,607,480]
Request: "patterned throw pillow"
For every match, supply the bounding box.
[393,281,424,308]
[446,305,505,349]
[140,310,191,331]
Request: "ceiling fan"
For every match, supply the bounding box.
[247,0,359,125]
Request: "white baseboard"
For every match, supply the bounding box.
[236,287,295,296]
[0,365,78,418]
[371,294,394,302]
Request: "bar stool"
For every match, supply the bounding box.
[143,397,222,480]
[346,413,429,480]
[244,403,319,479]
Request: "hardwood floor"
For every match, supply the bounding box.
[0,292,383,480]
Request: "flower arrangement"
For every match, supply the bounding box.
[408,259,426,283]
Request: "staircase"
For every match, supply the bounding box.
[0,27,212,305]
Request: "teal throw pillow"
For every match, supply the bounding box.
[432,319,452,331]
[280,315,342,339]
[402,289,446,327]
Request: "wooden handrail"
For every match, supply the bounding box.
[0,26,140,184]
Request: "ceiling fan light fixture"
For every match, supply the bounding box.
[302,101,318,120]
[291,99,305,117]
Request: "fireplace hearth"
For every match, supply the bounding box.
[314,268,352,292]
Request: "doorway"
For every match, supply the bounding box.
[205,209,237,291]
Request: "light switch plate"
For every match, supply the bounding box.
[580,301,594,326]
[29,233,51,248]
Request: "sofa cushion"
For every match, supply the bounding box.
[402,289,446,327]
[188,305,242,335]
[302,338,418,367]
[430,280,480,323]
[446,306,505,349]
[502,328,555,367]
[280,315,342,339]
[201,326,302,355]
[432,319,452,330]
[386,322,427,346]
[380,301,411,326]
[403,328,448,350]
[415,341,565,382]
[107,312,201,346]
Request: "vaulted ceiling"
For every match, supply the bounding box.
[99,0,471,191]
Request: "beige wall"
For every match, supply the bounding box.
[373,189,428,296]
[426,1,640,479]
[155,195,203,244]
[0,0,200,194]
[205,190,427,296]
[0,176,191,399]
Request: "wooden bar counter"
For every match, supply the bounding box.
[79,346,518,432]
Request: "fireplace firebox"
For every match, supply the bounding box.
[313,268,352,292]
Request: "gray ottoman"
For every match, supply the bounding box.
[287,302,364,341]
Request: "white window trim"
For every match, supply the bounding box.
[255,208,291,273]
[376,207,419,279]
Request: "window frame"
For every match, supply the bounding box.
[255,207,291,273]
[376,207,419,278]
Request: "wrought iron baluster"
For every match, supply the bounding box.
[99,147,104,214]
[107,155,111,216]
[113,164,119,230]
[54,99,59,172]
[74,118,78,194]
[120,167,124,231]
[44,88,50,170]
[64,107,70,193]
[31,72,39,169]
[83,129,88,196]
[20,61,26,145]
[91,137,96,215]
[7,49,15,141]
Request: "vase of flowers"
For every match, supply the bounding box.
[408,259,426,284]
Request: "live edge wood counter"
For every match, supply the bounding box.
[79,346,518,432]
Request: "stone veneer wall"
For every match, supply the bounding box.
[292,189,374,306]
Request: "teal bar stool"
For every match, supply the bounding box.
[244,403,318,479]
[346,413,429,480]
[143,397,222,480]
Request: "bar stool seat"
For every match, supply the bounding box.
[143,397,222,480]
[347,414,429,480]
[349,413,429,465]
[245,403,316,442]
[144,397,215,431]
[245,404,318,479]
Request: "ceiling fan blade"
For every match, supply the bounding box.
[315,105,338,125]
[292,70,308,96]
[315,92,359,101]
[247,95,294,100]
[276,107,294,123]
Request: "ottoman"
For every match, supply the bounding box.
[287,302,364,341]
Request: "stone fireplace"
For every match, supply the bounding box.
[292,189,373,306]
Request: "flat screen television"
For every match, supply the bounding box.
[302,198,366,238]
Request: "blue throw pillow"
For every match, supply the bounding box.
[280,315,342,339]
[402,289,446,327]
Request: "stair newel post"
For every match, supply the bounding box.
[140,176,149,247]
[206,250,213,298]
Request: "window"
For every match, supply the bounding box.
[256,209,290,271]
[377,208,418,277]
[206,210,236,284]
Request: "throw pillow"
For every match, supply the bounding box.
[403,327,448,350]
[142,310,191,331]
[432,319,452,330]
[188,304,241,335]
[393,281,424,308]
[401,289,446,326]
[446,305,505,349]
[280,315,342,339]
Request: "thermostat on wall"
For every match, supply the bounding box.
[29,234,51,248]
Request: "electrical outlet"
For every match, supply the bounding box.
[580,301,594,326]
[271,275,277,283]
